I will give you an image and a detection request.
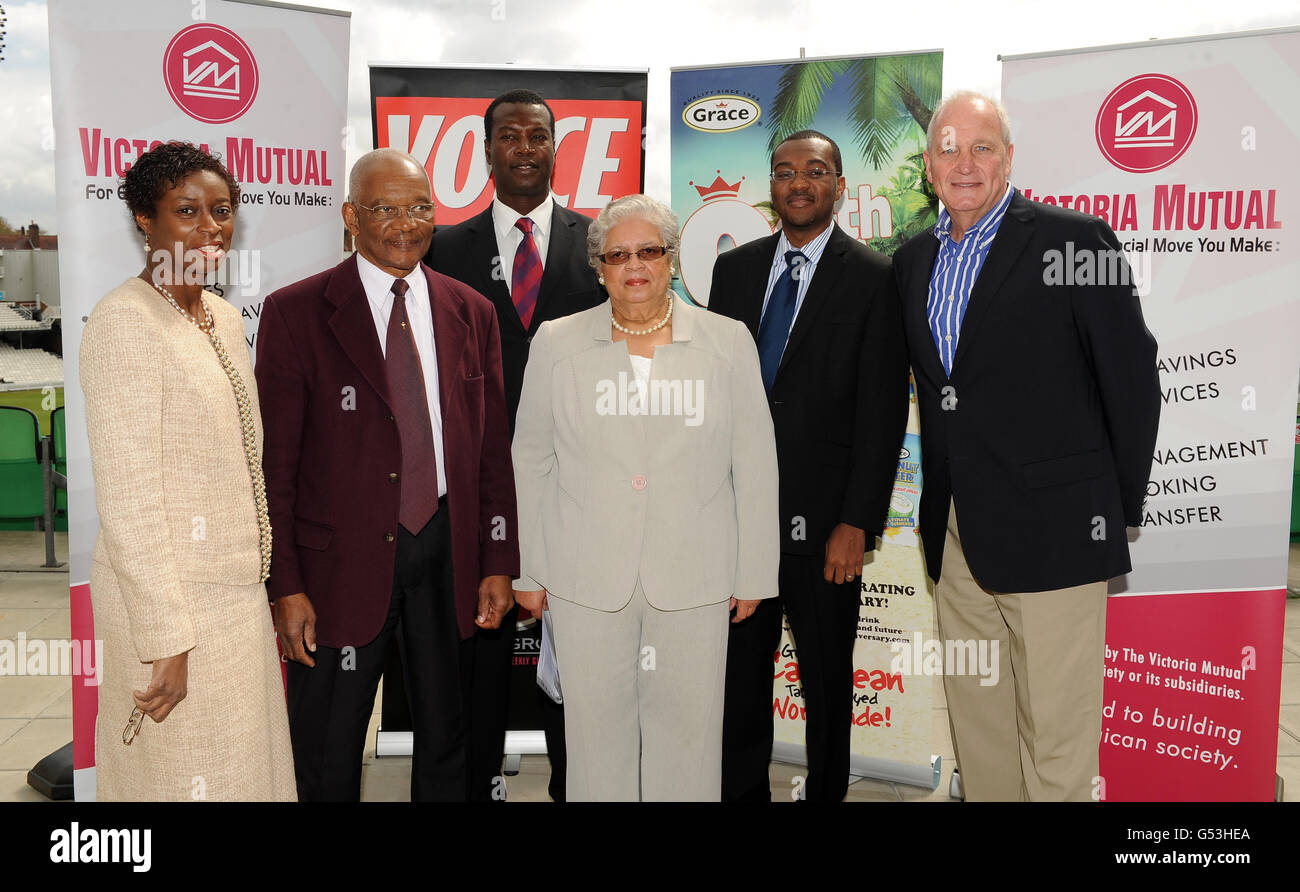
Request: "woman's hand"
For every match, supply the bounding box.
[730,597,761,624]
[133,651,189,723]
[516,588,549,620]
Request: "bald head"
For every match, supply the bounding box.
[926,91,1012,153]
[347,148,428,204]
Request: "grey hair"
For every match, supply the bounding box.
[926,90,1013,151]
[587,194,681,272]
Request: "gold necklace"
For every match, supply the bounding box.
[152,282,272,582]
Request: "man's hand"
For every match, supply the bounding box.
[824,523,866,585]
[730,597,761,624]
[476,575,515,629]
[274,592,317,667]
[515,588,548,621]
[133,651,188,723]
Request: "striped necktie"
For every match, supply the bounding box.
[512,216,543,330]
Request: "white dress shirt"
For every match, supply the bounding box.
[355,252,447,497]
[492,194,554,294]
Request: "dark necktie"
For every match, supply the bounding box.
[756,250,807,393]
[384,278,440,534]
[512,217,543,330]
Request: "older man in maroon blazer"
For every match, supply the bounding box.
[255,148,519,801]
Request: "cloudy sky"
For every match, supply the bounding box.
[0,0,1295,231]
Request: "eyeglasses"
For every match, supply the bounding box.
[770,168,840,183]
[353,203,436,222]
[596,246,668,265]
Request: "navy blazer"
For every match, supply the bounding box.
[709,224,910,557]
[892,191,1160,590]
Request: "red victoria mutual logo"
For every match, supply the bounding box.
[163,24,259,124]
[1095,73,1197,173]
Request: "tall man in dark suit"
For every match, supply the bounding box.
[425,89,601,801]
[892,92,1159,800]
[256,148,519,801]
[710,130,910,802]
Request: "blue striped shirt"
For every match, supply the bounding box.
[927,184,1015,375]
[760,222,836,340]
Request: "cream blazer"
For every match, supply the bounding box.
[80,278,264,661]
[512,295,779,611]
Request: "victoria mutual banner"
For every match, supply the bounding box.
[670,52,943,790]
[48,0,350,800]
[1003,27,1300,800]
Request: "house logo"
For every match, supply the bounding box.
[682,94,762,134]
[163,24,259,124]
[1094,73,1197,173]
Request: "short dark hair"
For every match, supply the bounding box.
[771,129,842,176]
[121,142,240,233]
[483,89,555,139]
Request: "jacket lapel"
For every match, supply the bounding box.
[463,208,522,337]
[425,265,469,421]
[535,206,581,332]
[902,236,947,385]
[737,235,778,338]
[326,254,392,410]
[949,193,1034,376]
[776,227,845,379]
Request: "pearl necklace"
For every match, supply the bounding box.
[151,281,273,583]
[611,295,673,336]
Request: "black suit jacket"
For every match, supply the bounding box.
[426,203,603,427]
[709,225,909,557]
[893,190,1160,591]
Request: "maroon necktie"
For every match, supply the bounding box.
[512,217,542,330]
[384,278,440,534]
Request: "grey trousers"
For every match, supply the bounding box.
[548,582,730,801]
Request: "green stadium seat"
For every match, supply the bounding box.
[0,406,44,520]
[50,406,66,513]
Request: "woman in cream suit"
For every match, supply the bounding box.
[80,143,294,800]
[512,195,779,800]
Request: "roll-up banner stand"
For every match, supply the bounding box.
[670,52,944,791]
[49,0,351,800]
[369,64,647,762]
[1003,26,1300,800]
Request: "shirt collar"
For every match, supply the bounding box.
[493,193,554,242]
[933,183,1015,243]
[774,220,836,266]
[355,251,425,311]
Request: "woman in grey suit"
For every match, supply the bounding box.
[512,195,779,801]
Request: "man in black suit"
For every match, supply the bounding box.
[425,89,602,801]
[710,130,910,802]
[892,91,1159,800]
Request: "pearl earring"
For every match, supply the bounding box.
[143,234,151,257]
[598,275,605,285]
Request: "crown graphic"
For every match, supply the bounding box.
[690,171,744,200]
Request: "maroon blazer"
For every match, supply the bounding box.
[255,253,519,645]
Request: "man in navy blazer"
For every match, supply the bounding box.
[425,89,601,802]
[256,148,519,801]
[710,130,910,802]
[892,92,1159,800]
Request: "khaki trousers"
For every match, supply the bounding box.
[548,582,730,801]
[936,500,1107,801]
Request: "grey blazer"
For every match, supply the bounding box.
[512,295,780,611]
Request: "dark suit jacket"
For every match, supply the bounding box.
[709,225,909,557]
[255,254,520,646]
[426,203,603,427]
[893,190,1160,591]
